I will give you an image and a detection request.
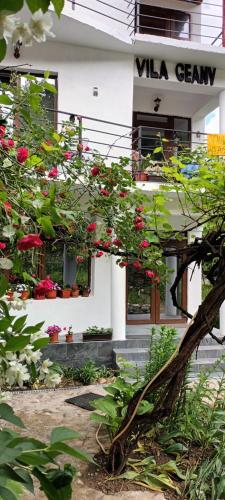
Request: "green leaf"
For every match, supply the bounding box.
[0,39,6,63]
[13,315,27,333]
[91,397,117,418]
[50,427,80,445]
[0,466,34,494]
[137,400,154,416]
[44,82,57,94]
[5,335,31,352]
[0,275,8,298]
[0,0,23,13]
[0,486,17,500]
[18,451,51,466]
[0,94,13,105]
[50,442,92,463]
[26,0,50,12]
[32,468,60,500]
[51,0,64,16]
[0,404,25,428]
[37,216,55,237]
[22,321,44,334]
[13,469,34,494]
[32,337,49,350]
[164,443,188,455]
[0,318,11,331]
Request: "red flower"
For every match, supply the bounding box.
[135,222,145,231]
[106,228,113,235]
[103,241,111,249]
[42,191,49,197]
[113,238,122,247]
[135,206,144,213]
[64,151,72,160]
[155,276,161,284]
[1,139,15,150]
[76,256,84,263]
[17,234,43,251]
[0,125,6,138]
[86,222,97,233]
[85,146,91,152]
[139,240,150,248]
[8,139,15,149]
[119,191,127,198]
[93,239,102,246]
[0,242,6,250]
[135,216,143,224]
[4,201,12,211]
[145,270,155,279]
[133,260,142,270]
[100,189,110,197]
[91,166,100,176]
[96,251,104,258]
[17,147,29,164]
[119,261,129,268]
[48,167,59,178]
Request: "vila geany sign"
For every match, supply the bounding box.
[136,58,216,86]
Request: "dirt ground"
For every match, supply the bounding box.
[5,387,165,500]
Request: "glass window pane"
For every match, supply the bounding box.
[127,268,152,321]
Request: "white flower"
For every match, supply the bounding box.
[3,158,12,168]
[19,346,42,365]
[39,358,53,379]
[0,15,15,43]
[12,22,32,46]
[42,371,61,388]
[29,10,55,43]
[6,361,30,388]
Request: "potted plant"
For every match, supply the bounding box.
[83,326,113,342]
[71,283,79,298]
[34,277,55,300]
[65,326,74,343]
[46,325,61,344]
[6,288,14,301]
[15,283,30,300]
[59,284,71,299]
[132,150,148,182]
[46,281,61,299]
[81,286,91,297]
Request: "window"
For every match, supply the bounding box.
[136,5,190,40]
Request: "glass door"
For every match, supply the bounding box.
[127,267,156,323]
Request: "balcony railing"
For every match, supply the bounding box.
[45,108,209,181]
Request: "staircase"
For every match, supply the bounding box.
[113,328,225,377]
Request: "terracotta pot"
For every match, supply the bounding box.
[20,290,30,300]
[7,291,14,301]
[66,334,73,343]
[49,332,59,343]
[46,290,57,299]
[134,172,148,182]
[82,289,90,297]
[71,290,79,297]
[34,293,45,300]
[60,289,71,299]
[71,284,79,291]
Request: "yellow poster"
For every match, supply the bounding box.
[208,134,225,156]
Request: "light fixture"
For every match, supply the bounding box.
[154,97,161,113]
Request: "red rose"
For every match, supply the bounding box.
[145,270,155,279]
[100,189,110,197]
[133,260,142,270]
[91,166,100,176]
[0,125,6,138]
[106,228,112,235]
[17,147,29,164]
[76,256,84,263]
[4,201,12,211]
[86,222,97,233]
[8,139,15,149]
[113,238,122,247]
[64,151,72,160]
[0,242,6,250]
[85,146,91,152]
[139,240,150,248]
[119,191,127,198]
[17,234,43,251]
[135,222,145,231]
[103,241,111,249]
[135,216,143,224]
[93,239,103,246]
[119,261,129,268]
[135,206,144,213]
[48,167,59,178]
[96,251,104,258]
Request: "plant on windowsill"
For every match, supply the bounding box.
[46,325,61,344]
[15,283,30,300]
[71,283,80,298]
[80,285,91,297]
[59,284,72,299]
[83,326,113,342]
[132,150,148,182]
[65,325,74,343]
[33,277,54,300]
[45,279,61,299]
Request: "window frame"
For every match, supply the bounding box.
[136,4,191,41]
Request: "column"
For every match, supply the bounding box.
[187,229,202,318]
[111,256,126,340]
[219,90,225,333]
[165,256,177,317]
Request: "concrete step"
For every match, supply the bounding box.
[114,347,149,362]
[193,345,225,359]
[191,358,225,373]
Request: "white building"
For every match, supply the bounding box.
[4,0,225,342]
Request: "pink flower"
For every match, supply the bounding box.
[100,189,110,197]
[106,228,112,235]
[119,261,129,268]
[91,166,100,176]
[96,251,103,258]
[48,167,59,178]
[103,241,111,249]
[139,240,150,248]
[17,234,43,251]
[155,276,161,284]
[119,191,127,198]
[136,206,144,213]
[113,238,122,247]
[86,222,97,233]
[0,125,6,138]
[133,260,142,270]
[42,191,49,197]
[76,256,84,263]
[0,242,6,250]
[4,201,12,211]
[8,139,15,149]
[135,222,145,231]
[64,151,72,160]
[93,239,103,246]
[85,146,91,152]
[135,216,143,224]
[145,270,155,279]
[17,147,29,164]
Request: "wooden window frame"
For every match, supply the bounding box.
[136,4,191,41]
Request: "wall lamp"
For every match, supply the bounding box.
[154,97,161,113]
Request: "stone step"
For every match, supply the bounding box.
[114,348,149,362]
[193,345,225,359]
[191,358,225,373]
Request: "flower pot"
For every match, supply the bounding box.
[71,290,79,297]
[83,333,112,342]
[7,292,14,301]
[46,290,57,299]
[49,332,59,343]
[82,289,90,297]
[134,172,148,182]
[20,290,30,300]
[60,289,71,299]
[66,334,73,343]
[34,293,45,300]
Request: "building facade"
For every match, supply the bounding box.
[4,0,225,340]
